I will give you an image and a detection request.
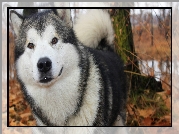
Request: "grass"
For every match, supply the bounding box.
[127,88,171,126]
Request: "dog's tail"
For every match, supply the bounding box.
[74,9,114,51]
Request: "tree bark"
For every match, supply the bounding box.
[111,9,138,91]
[111,9,163,92]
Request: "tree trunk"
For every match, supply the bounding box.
[111,9,163,92]
[111,9,139,91]
[151,10,153,46]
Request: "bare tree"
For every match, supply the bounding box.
[151,9,153,46]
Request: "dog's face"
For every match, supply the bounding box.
[10,9,79,86]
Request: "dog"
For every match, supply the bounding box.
[10,8,126,128]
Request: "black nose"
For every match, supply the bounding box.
[37,57,52,73]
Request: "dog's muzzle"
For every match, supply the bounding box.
[37,57,63,83]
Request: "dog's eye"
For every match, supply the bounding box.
[27,43,34,49]
[51,37,58,45]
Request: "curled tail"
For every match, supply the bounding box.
[74,9,114,51]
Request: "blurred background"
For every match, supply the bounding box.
[2,2,178,134]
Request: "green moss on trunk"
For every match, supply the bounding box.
[111,9,163,92]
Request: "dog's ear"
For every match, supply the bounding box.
[53,9,72,28]
[10,10,24,36]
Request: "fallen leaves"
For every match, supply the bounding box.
[127,88,171,126]
[142,117,153,126]
[9,80,36,126]
[138,109,154,118]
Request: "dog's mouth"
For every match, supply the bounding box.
[39,67,63,83]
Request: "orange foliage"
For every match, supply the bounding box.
[9,80,36,126]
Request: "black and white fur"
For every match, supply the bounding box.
[10,9,126,128]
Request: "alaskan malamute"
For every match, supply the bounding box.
[10,9,126,128]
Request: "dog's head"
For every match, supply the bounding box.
[10,9,79,86]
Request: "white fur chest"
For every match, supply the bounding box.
[26,68,81,125]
